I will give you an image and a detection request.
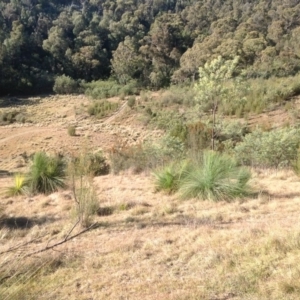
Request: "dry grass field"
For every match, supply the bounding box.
[1,95,300,299]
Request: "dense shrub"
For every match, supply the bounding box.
[84,152,110,176]
[246,75,300,107]
[87,100,119,118]
[193,57,300,117]
[159,85,196,107]
[53,75,79,94]
[139,91,152,102]
[109,143,149,174]
[127,96,136,108]
[186,121,211,152]
[0,111,26,125]
[109,135,185,174]
[219,74,300,116]
[219,120,250,143]
[70,152,110,177]
[84,79,138,99]
[149,110,185,133]
[234,127,300,168]
[27,152,66,194]
[179,151,251,201]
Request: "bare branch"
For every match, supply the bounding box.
[23,222,98,258]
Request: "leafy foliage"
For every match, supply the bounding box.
[2,0,300,95]
[83,152,110,177]
[159,85,196,107]
[53,75,79,94]
[234,127,300,168]
[194,56,241,113]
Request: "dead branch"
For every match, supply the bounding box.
[23,222,98,258]
[0,236,44,255]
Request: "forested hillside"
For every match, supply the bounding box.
[1,0,300,95]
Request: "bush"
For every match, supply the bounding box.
[159,85,196,107]
[219,74,300,116]
[127,96,136,108]
[186,121,211,152]
[70,152,110,177]
[120,80,138,96]
[87,100,119,118]
[0,111,26,125]
[149,110,185,134]
[234,127,300,168]
[139,91,152,102]
[53,75,78,94]
[83,152,110,176]
[27,152,66,194]
[83,79,138,99]
[179,151,251,201]
[292,151,300,176]
[109,144,148,174]
[109,136,185,174]
[67,126,76,136]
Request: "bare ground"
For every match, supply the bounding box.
[0,95,162,172]
[1,95,300,299]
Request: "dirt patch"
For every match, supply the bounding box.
[0,95,162,172]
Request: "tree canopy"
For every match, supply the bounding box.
[1,0,300,94]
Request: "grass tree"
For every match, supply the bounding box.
[27,152,66,194]
[153,161,191,194]
[179,151,251,201]
[6,173,27,196]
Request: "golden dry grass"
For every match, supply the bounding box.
[1,169,300,299]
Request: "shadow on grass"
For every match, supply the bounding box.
[0,215,57,230]
[0,96,46,108]
[0,170,11,178]
[96,213,232,231]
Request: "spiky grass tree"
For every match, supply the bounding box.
[153,161,191,194]
[27,152,66,194]
[179,151,251,201]
[7,173,27,196]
